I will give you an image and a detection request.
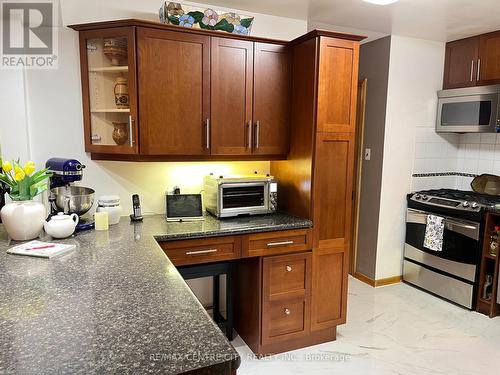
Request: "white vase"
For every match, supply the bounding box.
[1,200,47,241]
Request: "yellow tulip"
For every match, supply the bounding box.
[14,165,25,181]
[23,161,36,176]
[2,161,12,173]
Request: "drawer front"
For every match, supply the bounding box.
[262,298,308,345]
[159,236,241,266]
[243,229,312,257]
[263,252,312,301]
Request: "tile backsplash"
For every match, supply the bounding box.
[412,128,500,191]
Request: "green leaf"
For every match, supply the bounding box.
[198,22,214,30]
[30,172,51,187]
[168,15,180,25]
[0,174,14,188]
[188,11,204,24]
[214,19,234,33]
[240,17,253,28]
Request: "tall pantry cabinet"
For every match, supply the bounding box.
[271,30,364,340]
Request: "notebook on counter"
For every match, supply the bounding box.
[7,240,76,259]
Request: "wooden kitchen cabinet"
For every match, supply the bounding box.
[137,28,210,155]
[77,27,139,155]
[252,43,291,156]
[443,30,500,89]
[210,37,254,156]
[478,31,500,86]
[443,37,479,89]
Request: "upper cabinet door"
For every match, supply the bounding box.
[443,37,479,89]
[211,37,253,156]
[253,43,291,156]
[79,27,139,154]
[317,37,359,133]
[478,32,500,86]
[137,28,210,155]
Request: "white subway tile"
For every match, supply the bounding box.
[493,161,500,175]
[496,133,500,144]
[457,158,465,173]
[463,133,481,144]
[478,159,494,174]
[414,142,427,159]
[465,143,480,159]
[494,145,500,160]
[479,144,495,160]
[480,133,496,144]
[457,144,466,159]
[463,159,479,174]
[413,158,426,173]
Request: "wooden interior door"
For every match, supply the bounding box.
[443,37,479,89]
[316,37,359,133]
[211,37,253,155]
[253,43,291,156]
[137,28,210,155]
[478,31,500,85]
[311,132,355,330]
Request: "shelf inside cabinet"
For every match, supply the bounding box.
[90,109,130,113]
[89,66,128,73]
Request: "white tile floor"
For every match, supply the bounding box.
[232,276,500,375]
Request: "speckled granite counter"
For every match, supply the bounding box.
[0,213,311,374]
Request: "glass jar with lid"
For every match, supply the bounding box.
[97,195,122,225]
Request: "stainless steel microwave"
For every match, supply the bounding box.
[436,85,500,133]
[204,175,277,218]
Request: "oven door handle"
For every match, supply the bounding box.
[406,209,480,240]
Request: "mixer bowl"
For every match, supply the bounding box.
[51,186,95,216]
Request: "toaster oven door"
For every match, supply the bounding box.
[219,182,269,216]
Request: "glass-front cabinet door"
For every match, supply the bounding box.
[79,27,138,154]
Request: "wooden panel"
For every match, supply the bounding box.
[211,37,253,155]
[313,132,355,249]
[311,247,346,330]
[137,28,210,155]
[158,236,241,266]
[443,37,479,89]
[78,27,139,155]
[478,31,500,86]
[317,37,359,133]
[262,298,306,343]
[253,43,291,156]
[263,252,311,301]
[270,38,317,219]
[242,229,312,257]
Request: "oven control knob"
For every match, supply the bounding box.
[471,202,478,208]
[415,194,421,200]
[422,195,428,200]
[462,201,469,207]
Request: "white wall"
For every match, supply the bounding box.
[0,0,307,218]
[375,35,445,280]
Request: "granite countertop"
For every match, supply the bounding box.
[0,212,312,374]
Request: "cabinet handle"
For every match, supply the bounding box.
[286,265,292,272]
[255,120,260,149]
[185,249,218,255]
[128,115,135,147]
[470,60,474,82]
[205,119,210,150]
[246,121,252,149]
[477,59,481,81]
[284,308,291,316]
[267,240,294,247]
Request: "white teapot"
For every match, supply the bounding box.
[43,213,79,239]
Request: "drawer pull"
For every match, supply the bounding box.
[185,249,218,255]
[267,240,294,247]
[286,265,292,272]
[284,308,291,316]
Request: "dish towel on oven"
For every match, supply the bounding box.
[423,215,444,252]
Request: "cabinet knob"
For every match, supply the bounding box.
[284,308,291,316]
[286,265,292,272]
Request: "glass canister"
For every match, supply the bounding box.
[97,195,122,225]
[489,225,499,257]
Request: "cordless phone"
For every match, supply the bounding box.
[130,194,143,221]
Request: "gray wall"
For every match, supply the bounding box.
[355,36,391,279]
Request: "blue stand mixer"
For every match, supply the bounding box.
[46,158,95,232]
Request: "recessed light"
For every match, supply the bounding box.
[363,0,399,5]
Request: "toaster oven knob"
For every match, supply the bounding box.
[415,194,421,200]
[462,201,469,207]
[421,195,428,200]
[471,202,478,209]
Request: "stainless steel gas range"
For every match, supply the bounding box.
[404,189,500,309]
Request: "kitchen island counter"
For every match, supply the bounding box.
[0,213,311,374]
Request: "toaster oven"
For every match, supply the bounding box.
[204,175,277,218]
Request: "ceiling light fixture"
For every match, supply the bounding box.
[363,0,399,5]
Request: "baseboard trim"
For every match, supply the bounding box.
[353,272,402,287]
